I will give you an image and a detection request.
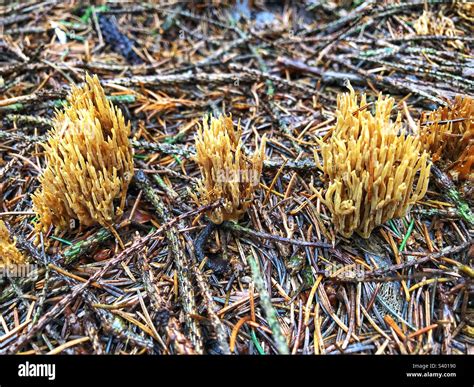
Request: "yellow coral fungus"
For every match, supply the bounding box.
[419,96,473,181]
[192,114,266,224]
[32,74,134,232]
[0,220,26,266]
[315,86,431,238]
[413,10,464,50]
[455,1,474,21]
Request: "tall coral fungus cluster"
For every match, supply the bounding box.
[192,114,266,224]
[419,96,473,182]
[315,86,431,238]
[0,220,25,266]
[32,74,134,232]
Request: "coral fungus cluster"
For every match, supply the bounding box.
[315,86,431,238]
[419,96,473,182]
[192,114,266,224]
[413,10,464,50]
[0,220,25,266]
[32,74,134,232]
[455,1,474,21]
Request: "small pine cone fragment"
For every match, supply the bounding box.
[97,14,143,65]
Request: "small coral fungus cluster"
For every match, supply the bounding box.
[0,220,26,266]
[192,114,266,224]
[32,74,134,233]
[455,1,474,21]
[413,10,465,50]
[315,85,431,238]
[419,96,473,182]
